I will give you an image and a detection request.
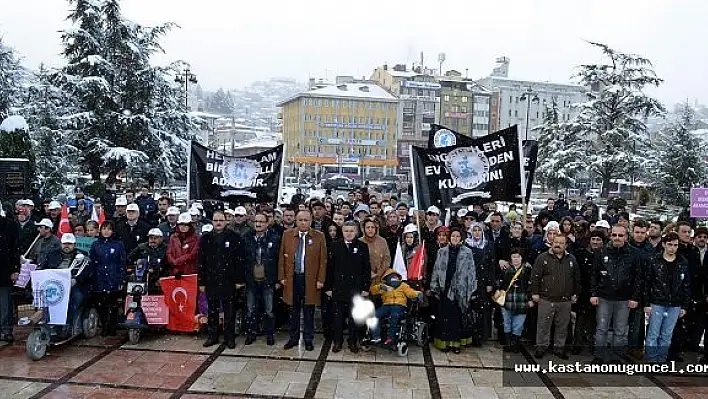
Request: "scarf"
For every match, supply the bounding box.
[466,222,487,249]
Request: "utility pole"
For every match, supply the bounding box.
[175,69,198,111]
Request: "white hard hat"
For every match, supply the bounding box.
[126,203,140,212]
[177,213,192,225]
[115,197,128,206]
[61,233,76,244]
[403,224,418,234]
[48,201,61,210]
[166,206,180,216]
[148,228,163,237]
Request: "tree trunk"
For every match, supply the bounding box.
[601,174,611,198]
[105,169,119,187]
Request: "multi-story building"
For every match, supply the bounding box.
[437,74,493,138]
[371,64,438,172]
[277,80,399,179]
[478,57,587,141]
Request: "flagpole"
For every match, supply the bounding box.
[277,144,286,206]
[186,140,193,209]
[408,144,419,211]
[517,129,528,223]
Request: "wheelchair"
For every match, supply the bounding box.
[360,300,428,357]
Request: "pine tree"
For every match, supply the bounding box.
[564,42,665,197]
[534,98,584,190]
[650,103,707,206]
[0,38,26,119]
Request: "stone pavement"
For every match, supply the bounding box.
[2,327,708,399]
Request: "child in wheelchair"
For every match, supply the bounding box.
[368,269,423,347]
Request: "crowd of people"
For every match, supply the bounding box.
[0,185,706,366]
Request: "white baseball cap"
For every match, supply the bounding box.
[35,218,54,229]
[61,233,76,244]
[403,224,418,234]
[115,197,128,206]
[126,203,140,212]
[202,224,213,233]
[383,206,394,214]
[426,206,441,215]
[234,206,247,216]
[148,228,163,237]
[188,207,201,216]
[595,220,611,229]
[457,208,468,218]
[177,213,192,225]
[48,201,61,210]
[193,202,204,210]
[166,206,180,216]
[25,199,34,207]
[224,208,236,216]
[544,221,561,232]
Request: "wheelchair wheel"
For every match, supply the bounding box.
[82,308,99,338]
[397,342,408,357]
[128,329,141,345]
[26,329,49,361]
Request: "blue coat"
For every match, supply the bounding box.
[88,237,126,293]
[243,230,281,288]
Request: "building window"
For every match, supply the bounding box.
[444,95,450,101]
[462,96,468,102]
[536,111,539,118]
[509,95,512,103]
[515,97,519,103]
[508,109,512,116]
[515,110,518,117]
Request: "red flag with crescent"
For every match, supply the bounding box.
[407,241,425,281]
[57,204,72,239]
[159,274,198,332]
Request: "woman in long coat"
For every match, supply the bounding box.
[87,220,126,336]
[167,213,200,276]
[431,228,477,353]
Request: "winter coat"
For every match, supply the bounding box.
[496,263,533,314]
[87,236,126,293]
[431,244,478,314]
[243,229,281,288]
[41,249,91,285]
[0,217,20,287]
[135,195,157,220]
[17,220,37,254]
[531,250,581,302]
[128,242,168,277]
[166,229,200,275]
[231,221,253,237]
[158,222,177,239]
[311,217,332,235]
[29,234,61,267]
[360,235,391,284]
[644,253,691,309]
[590,244,642,302]
[488,227,511,265]
[278,228,327,306]
[324,239,371,302]
[574,247,600,304]
[197,229,246,296]
[678,243,703,300]
[115,219,152,257]
[370,269,421,307]
[467,237,495,289]
[506,236,531,262]
[381,225,403,263]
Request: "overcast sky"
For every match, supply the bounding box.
[1,0,704,106]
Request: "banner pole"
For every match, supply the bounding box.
[517,130,528,223]
[409,144,419,211]
[186,140,192,208]
[277,143,286,206]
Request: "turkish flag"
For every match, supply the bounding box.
[159,274,199,332]
[91,206,105,225]
[57,204,72,239]
[407,241,425,281]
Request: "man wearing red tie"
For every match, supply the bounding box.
[325,221,371,353]
[279,210,327,351]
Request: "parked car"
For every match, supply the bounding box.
[323,175,357,190]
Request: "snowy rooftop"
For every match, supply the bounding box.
[278,83,397,106]
[388,70,419,78]
[0,115,28,132]
[480,75,585,90]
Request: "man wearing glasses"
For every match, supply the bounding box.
[590,225,643,364]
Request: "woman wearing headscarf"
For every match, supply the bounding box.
[466,221,495,343]
[430,228,477,353]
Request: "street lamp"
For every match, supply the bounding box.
[519,86,539,141]
[175,69,198,111]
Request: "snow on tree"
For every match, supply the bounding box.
[649,103,707,207]
[0,37,26,119]
[533,97,584,190]
[0,116,35,171]
[206,88,235,115]
[564,42,665,197]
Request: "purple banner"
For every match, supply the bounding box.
[690,188,708,217]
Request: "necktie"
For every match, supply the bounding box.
[295,232,305,273]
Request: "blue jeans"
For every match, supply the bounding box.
[594,299,630,362]
[289,274,315,344]
[0,287,12,336]
[501,308,526,336]
[246,282,274,337]
[645,304,681,362]
[371,304,406,342]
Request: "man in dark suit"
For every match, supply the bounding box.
[279,210,327,351]
[324,221,371,353]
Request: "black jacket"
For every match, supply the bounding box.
[381,225,403,264]
[197,229,246,296]
[324,239,371,302]
[591,244,642,301]
[0,217,21,287]
[574,246,600,304]
[531,251,581,302]
[678,243,702,300]
[128,242,168,278]
[243,229,281,288]
[644,254,691,309]
[17,220,37,255]
[115,219,152,256]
